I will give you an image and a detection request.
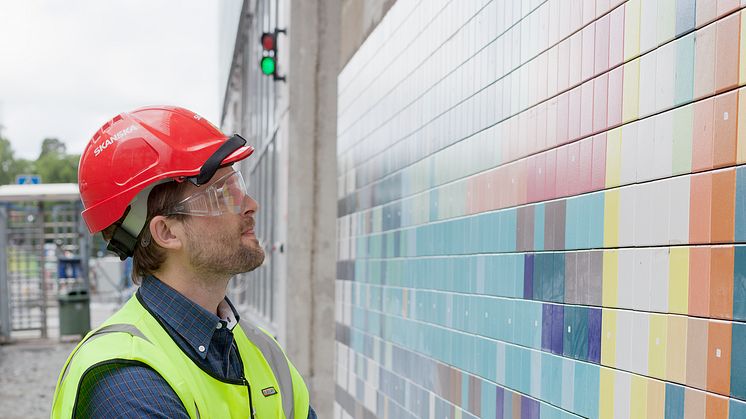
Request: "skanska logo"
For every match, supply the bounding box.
[94,124,138,156]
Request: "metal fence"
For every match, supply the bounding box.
[0,200,88,341]
[1,203,47,338]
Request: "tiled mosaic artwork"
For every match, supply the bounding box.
[336,0,746,417]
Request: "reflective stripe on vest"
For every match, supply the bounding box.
[241,321,295,419]
[60,323,151,383]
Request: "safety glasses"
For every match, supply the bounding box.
[167,170,249,216]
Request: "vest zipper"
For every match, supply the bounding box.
[243,377,256,418]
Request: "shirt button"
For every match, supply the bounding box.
[198,345,206,353]
[216,322,223,330]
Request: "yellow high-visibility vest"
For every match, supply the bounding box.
[51,294,309,419]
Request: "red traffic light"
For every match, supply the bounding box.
[261,33,276,51]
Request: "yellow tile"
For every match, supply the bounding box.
[656,0,676,44]
[648,314,668,379]
[624,0,642,61]
[631,375,649,419]
[603,250,619,307]
[599,367,615,418]
[601,309,618,366]
[666,315,688,384]
[604,189,620,247]
[605,127,622,188]
[668,247,690,314]
[740,12,746,86]
[623,59,641,123]
[738,89,746,164]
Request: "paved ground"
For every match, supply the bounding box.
[0,300,120,418]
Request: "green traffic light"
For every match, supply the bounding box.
[261,56,276,75]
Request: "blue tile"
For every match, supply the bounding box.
[551,304,565,355]
[541,353,562,406]
[481,381,497,419]
[737,168,746,242]
[522,396,540,419]
[730,398,746,419]
[587,308,602,363]
[731,323,746,399]
[542,303,553,352]
[675,0,696,36]
[664,383,685,419]
[734,246,746,321]
[534,203,546,250]
[524,254,535,299]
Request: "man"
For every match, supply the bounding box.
[51,106,316,418]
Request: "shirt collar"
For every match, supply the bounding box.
[138,275,241,359]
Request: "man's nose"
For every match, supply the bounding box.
[243,193,259,214]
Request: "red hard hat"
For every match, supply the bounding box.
[79,105,254,234]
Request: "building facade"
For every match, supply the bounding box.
[219,0,339,416]
[336,0,746,418]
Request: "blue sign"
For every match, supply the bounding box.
[16,175,41,185]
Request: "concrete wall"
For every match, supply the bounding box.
[221,0,339,416]
[335,0,746,418]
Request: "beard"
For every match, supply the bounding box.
[184,220,265,277]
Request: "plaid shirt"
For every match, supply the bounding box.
[75,275,316,418]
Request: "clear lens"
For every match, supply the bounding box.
[168,170,249,216]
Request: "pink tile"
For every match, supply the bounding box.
[546,148,558,199]
[569,87,582,142]
[527,155,538,203]
[558,39,570,92]
[595,14,611,75]
[537,102,548,152]
[594,74,609,133]
[591,133,607,191]
[567,141,581,196]
[556,145,569,197]
[581,81,595,137]
[714,12,740,93]
[579,137,594,193]
[582,23,597,81]
[716,0,739,17]
[607,66,624,128]
[570,31,583,86]
[547,98,559,148]
[608,3,625,68]
[536,151,547,201]
[557,92,570,145]
[516,158,528,205]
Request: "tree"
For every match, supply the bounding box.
[0,136,79,185]
[39,138,67,159]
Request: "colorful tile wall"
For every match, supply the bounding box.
[336,0,746,418]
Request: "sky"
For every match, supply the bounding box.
[0,1,222,160]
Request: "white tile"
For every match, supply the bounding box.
[636,117,656,182]
[613,370,632,419]
[655,41,675,113]
[650,247,670,313]
[634,183,653,246]
[620,122,639,185]
[617,248,636,309]
[630,311,650,375]
[638,52,658,118]
[618,186,636,247]
[615,310,633,371]
[639,0,659,54]
[667,175,691,245]
[652,110,674,180]
[633,248,652,311]
[650,180,670,246]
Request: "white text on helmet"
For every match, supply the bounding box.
[94,124,138,157]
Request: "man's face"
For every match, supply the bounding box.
[180,167,265,277]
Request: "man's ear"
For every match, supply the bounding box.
[149,215,184,250]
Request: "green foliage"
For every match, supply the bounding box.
[0,136,80,185]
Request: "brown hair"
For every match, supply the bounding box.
[130,181,191,284]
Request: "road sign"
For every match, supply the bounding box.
[16,175,41,185]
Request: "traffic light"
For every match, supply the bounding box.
[260,29,285,81]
